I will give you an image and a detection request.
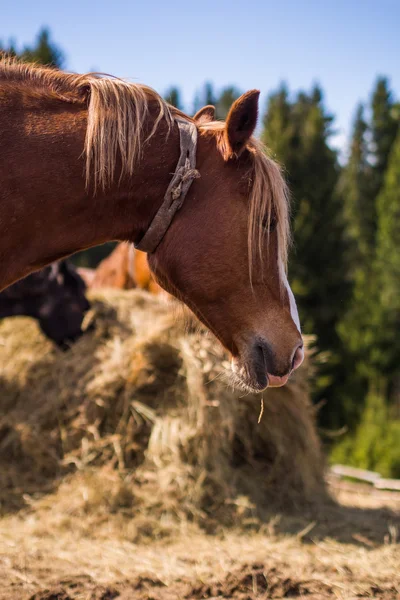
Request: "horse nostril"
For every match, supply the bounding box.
[292,343,304,371]
[256,341,274,372]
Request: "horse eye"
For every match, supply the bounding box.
[262,215,277,232]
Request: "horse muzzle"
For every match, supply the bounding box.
[231,337,304,392]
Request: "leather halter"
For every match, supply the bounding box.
[134,118,199,253]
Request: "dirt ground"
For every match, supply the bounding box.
[0,477,399,600]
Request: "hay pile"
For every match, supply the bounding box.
[0,290,326,538]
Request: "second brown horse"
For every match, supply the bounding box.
[84,243,162,294]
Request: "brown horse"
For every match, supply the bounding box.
[0,58,303,391]
[87,243,163,294]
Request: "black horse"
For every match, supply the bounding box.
[0,261,91,349]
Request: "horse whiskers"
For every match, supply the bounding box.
[227,370,261,395]
[204,369,225,385]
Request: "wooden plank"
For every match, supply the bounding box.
[330,464,381,484]
[374,478,400,492]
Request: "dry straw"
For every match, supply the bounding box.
[0,290,326,537]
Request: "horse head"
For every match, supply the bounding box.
[148,92,303,391]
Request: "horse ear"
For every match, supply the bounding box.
[225,90,260,158]
[193,105,215,124]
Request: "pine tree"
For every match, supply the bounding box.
[192,83,241,120]
[21,28,64,68]
[215,86,241,120]
[338,79,399,398]
[339,104,372,260]
[374,129,400,377]
[261,85,292,160]
[0,27,64,68]
[343,128,400,379]
[193,82,217,115]
[0,37,17,57]
[337,89,400,459]
[370,77,399,200]
[164,86,183,110]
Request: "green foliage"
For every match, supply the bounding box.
[339,104,373,261]
[215,86,242,120]
[193,81,215,115]
[339,82,400,371]
[370,77,399,199]
[370,129,400,376]
[70,243,117,269]
[261,86,292,159]
[164,86,183,110]
[376,128,400,303]
[335,81,400,474]
[339,78,398,265]
[331,384,400,478]
[0,27,64,68]
[0,38,18,57]
[193,82,241,119]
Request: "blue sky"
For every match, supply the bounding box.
[1,0,399,154]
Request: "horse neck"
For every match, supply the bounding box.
[0,97,181,289]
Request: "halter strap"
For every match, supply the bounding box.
[134,118,199,253]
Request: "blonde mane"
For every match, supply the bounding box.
[0,57,173,191]
[0,58,289,272]
[83,77,173,191]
